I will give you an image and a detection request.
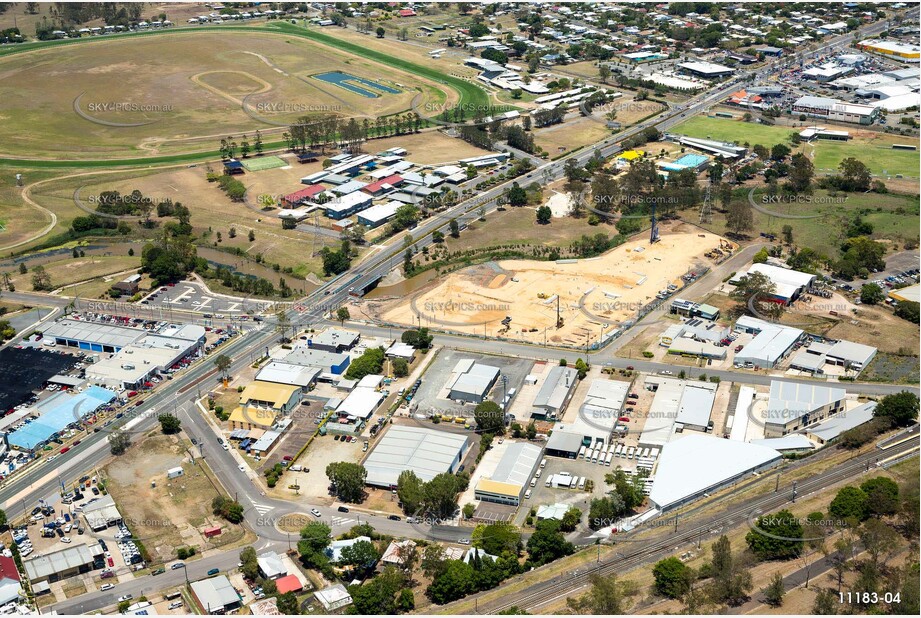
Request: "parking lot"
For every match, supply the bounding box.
[515,455,618,526]
[140,280,276,317]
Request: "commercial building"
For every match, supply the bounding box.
[858,39,921,62]
[764,380,847,438]
[283,346,351,375]
[806,401,876,445]
[23,543,104,584]
[334,387,384,422]
[670,298,720,320]
[190,575,242,614]
[308,328,361,353]
[255,362,321,390]
[640,377,717,447]
[530,366,578,420]
[7,386,117,451]
[474,442,542,506]
[731,263,816,305]
[363,425,469,488]
[85,326,206,390]
[677,61,735,78]
[649,435,782,511]
[889,283,921,303]
[323,192,373,220]
[825,340,878,372]
[734,316,804,370]
[44,319,144,354]
[229,381,302,431]
[448,360,501,404]
[544,429,584,459]
[111,274,141,295]
[792,95,879,125]
[82,495,123,531]
[672,135,747,159]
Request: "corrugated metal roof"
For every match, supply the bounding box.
[364,426,468,487]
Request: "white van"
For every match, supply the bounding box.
[530,478,537,488]
[535,468,542,478]
[524,489,532,500]
[539,458,547,469]
[578,477,587,490]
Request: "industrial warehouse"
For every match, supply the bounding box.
[362,425,470,488]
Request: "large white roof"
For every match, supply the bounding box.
[364,425,469,487]
[767,380,846,423]
[649,435,781,510]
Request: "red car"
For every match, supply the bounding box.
[283,455,293,461]
[134,400,145,406]
[618,417,630,423]
[60,447,70,454]
[127,391,138,398]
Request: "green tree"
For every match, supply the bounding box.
[477,523,521,557]
[276,592,299,614]
[392,358,409,377]
[860,283,885,305]
[157,413,181,435]
[708,535,752,606]
[340,539,380,574]
[812,588,838,614]
[397,470,424,514]
[725,200,754,236]
[298,521,332,555]
[536,205,552,224]
[474,400,505,434]
[652,557,694,599]
[829,486,868,522]
[108,430,131,456]
[745,509,804,561]
[873,391,919,428]
[31,265,52,291]
[895,300,920,323]
[376,26,385,37]
[526,519,574,566]
[568,573,638,614]
[422,472,466,519]
[763,572,785,607]
[449,219,460,238]
[781,225,793,244]
[336,306,351,325]
[351,566,403,614]
[239,547,259,580]
[214,354,232,380]
[426,560,475,604]
[326,462,367,503]
[860,477,899,517]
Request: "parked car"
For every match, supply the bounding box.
[100,583,115,591]
[207,568,220,576]
[311,508,322,518]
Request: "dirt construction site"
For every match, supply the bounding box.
[372,228,732,346]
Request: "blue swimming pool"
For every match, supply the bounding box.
[674,153,709,167]
[313,71,400,98]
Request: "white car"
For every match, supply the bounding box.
[118,594,133,602]
[61,537,72,543]
[458,538,470,545]
[100,583,115,591]
[238,464,246,472]
[310,509,322,518]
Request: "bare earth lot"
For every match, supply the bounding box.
[376,230,727,345]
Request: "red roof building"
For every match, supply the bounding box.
[275,574,303,595]
[361,174,404,196]
[283,185,326,207]
[0,556,20,582]
[399,9,416,17]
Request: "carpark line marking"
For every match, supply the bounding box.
[197,297,213,311]
[226,302,241,313]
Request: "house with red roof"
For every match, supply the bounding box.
[399,8,416,17]
[275,574,303,595]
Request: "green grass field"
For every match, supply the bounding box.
[701,188,919,259]
[673,116,920,177]
[0,22,485,165]
[242,155,287,171]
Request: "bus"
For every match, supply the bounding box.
[626,446,635,459]
[605,452,614,466]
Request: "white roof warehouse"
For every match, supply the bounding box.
[363,425,469,488]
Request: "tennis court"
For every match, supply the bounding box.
[313,71,400,98]
[242,155,288,171]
